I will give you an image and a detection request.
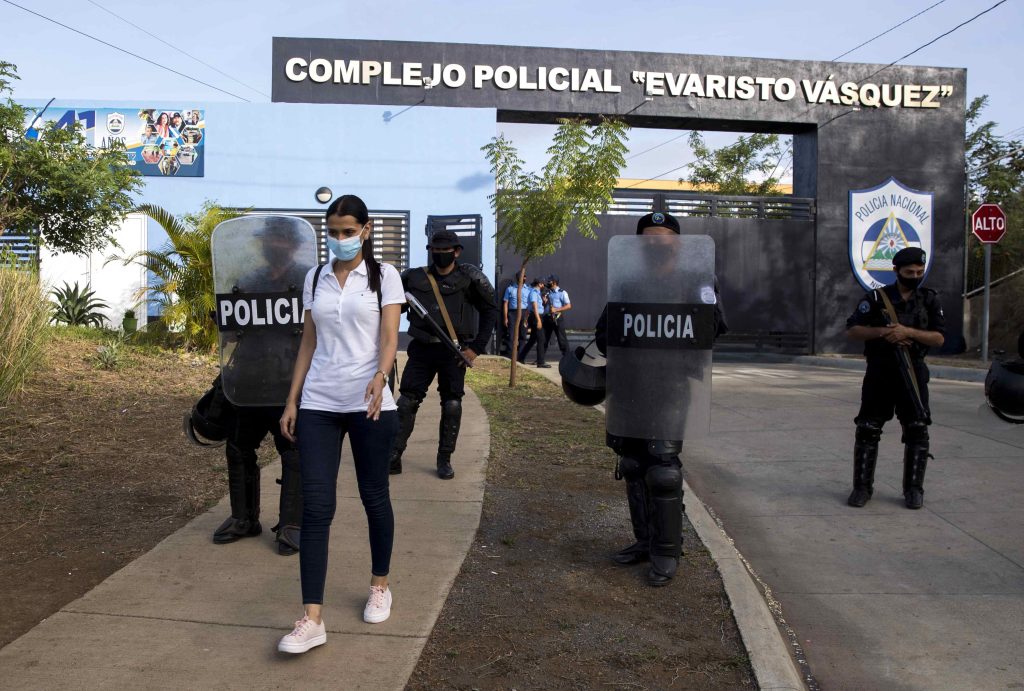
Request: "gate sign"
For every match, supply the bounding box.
[849,177,933,290]
[972,203,1006,244]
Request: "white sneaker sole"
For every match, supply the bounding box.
[277,632,327,654]
[363,608,391,624]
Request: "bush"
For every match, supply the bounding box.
[93,338,124,370]
[50,281,108,327]
[0,264,51,404]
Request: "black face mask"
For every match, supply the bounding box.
[897,275,922,290]
[432,251,456,268]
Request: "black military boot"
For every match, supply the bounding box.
[388,395,420,475]
[645,464,683,587]
[848,422,881,507]
[272,450,302,556]
[903,443,929,510]
[436,399,461,480]
[612,456,650,565]
[213,448,262,544]
[613,477,651,565]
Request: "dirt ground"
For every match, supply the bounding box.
[0,329,259,648]
[408,359,755,690]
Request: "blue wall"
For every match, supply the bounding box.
[34,100,499,275]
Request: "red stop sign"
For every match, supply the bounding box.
[972,203,1007,244]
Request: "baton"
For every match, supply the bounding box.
[405,292,473,367]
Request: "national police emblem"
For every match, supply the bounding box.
[849,177,933,290]
[106,111,125,135]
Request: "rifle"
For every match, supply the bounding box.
[405,292,474,368]
[876,288,929,420]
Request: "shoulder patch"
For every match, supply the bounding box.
[858,300,871,313]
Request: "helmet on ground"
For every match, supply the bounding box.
[559,340,606,406]
[985,359,1024,424]
[183,376,235,447]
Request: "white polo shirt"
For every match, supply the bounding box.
[300,260,405,413]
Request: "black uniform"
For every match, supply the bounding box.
[389,262,498,477]
[593,280,727,586]
[212,406,302,554]
[211,254,307,554]
[845,282,945,509]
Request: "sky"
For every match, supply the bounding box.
[2,0,1021,185]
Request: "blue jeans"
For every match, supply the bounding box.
[296,408,398,605]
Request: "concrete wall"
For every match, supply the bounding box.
[40,213,147,327]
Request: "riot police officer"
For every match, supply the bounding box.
[846,246,945,510]
[211,218,313,555]
[593,211,726,587]
[388,230,498,479]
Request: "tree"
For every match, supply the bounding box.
[113,202,242,352]
[966,95,1024,285]
[0,61,142,254]
[483,117,629,386]
[683,131,784,196]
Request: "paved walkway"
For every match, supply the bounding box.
[0,356,489,690]
[526,357,1024,690]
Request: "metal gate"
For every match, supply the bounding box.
[495,190,817,354]
[425,214,483,269]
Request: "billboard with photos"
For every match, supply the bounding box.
[27,106,205,177]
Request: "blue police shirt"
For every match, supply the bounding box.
[503,284,531,309]
[546,288,570,314]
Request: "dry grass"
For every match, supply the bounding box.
[0,267,51,404]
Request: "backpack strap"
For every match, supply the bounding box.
[311,263,326,301]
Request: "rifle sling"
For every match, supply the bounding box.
[423,269,460,345]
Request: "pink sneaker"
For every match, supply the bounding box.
[363,585,392,624]
[277,615,326,654]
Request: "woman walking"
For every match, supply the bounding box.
[277,195,405,654]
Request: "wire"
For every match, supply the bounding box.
[625,132,688,161]
[967,143,1024,174]
[629,0,1008,185]
[859,0,1009,84]
[85,0,268,99]
[832,0,947,61]
[620,161,697,189]
[1,0,251,102]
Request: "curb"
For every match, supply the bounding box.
[507,357,807,690]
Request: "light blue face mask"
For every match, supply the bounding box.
[327,233,363,261]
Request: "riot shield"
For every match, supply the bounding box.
[212,216,318,407]
[605,234,716,441]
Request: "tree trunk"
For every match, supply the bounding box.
[508,260,529,387]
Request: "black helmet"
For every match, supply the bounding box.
[559,340,606,406]
[183,376,235,447]
[985,359,1024,424]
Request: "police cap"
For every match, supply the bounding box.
[428,229,463,249]
[636,211,681,234]
[255,218,305,246]
[893,247,927,268]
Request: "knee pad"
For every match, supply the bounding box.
[646,464,683,495]
[617,455,645,481]
[397,395,421,415]
[901,421,929,445]
[441,399,462,417]
[855,420,883,444]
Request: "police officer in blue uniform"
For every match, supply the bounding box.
[517,277,549,367]
[501,270,531,356]
[595,211,727,586]
[846,246,945,509]
[389,230,498,479]
[543,274,571,358]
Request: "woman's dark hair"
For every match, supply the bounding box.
[325,194,381,293]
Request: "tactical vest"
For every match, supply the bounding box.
[404,264,481,344]
[864,285,937,362]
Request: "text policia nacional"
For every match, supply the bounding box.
[284,58,955,109]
